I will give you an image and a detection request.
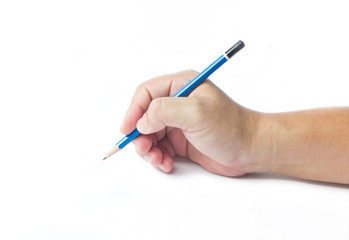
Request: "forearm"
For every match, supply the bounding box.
[254,107,349,184]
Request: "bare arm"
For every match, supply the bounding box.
[121,70,349,184]
[253,108,349,184]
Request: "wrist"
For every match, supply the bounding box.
[245,111,276,174]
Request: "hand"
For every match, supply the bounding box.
[120,70,263,176]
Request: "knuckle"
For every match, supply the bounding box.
[155,98,169,121]
[191,98,206,119]
[184,69,199,75]
[147,98,167,126]
[136,79,153,92]
[149,98,163,116]
[135,82,145,92]
[185,69,200,78]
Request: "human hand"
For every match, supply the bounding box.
[120,70,264,176]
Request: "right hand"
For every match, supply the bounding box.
[120,70,263,176]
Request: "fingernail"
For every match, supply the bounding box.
[137,115,148,133]
[159,164,165,171]
[143,154,151,164]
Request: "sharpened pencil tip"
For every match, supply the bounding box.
[103,145,121,160]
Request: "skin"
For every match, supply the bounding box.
[120,70,349,184]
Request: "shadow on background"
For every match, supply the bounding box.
[170,156,349,189]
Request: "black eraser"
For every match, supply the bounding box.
[225,40,245,59]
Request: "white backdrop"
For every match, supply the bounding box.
[1,1,349,239]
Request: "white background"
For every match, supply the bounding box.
[1,0,349,239]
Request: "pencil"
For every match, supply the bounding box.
[103,40,245,160]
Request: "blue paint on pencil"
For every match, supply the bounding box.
[116,41,245,150]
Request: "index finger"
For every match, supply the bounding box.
[120,70,199,135]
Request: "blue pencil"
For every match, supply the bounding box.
[103,40,245,160]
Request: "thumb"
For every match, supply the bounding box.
[136,97,203,134]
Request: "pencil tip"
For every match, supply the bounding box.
[103,145,121,161]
